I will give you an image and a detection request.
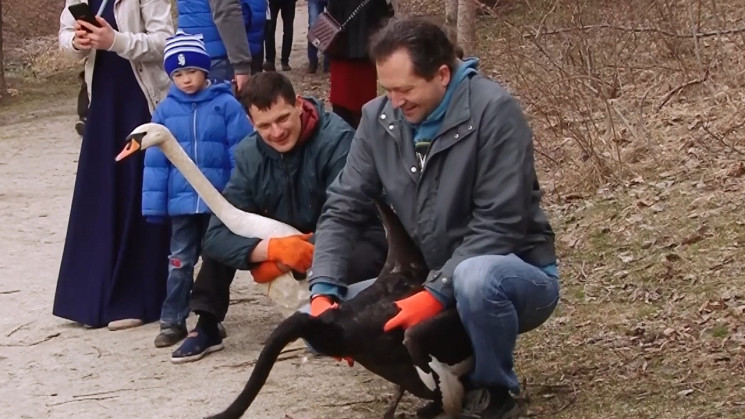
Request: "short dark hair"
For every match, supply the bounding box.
[369,17,457,80]
[238,72,296,115]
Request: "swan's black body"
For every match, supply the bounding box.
[208,203,472,419]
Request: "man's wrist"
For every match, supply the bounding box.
[310,281,344,301]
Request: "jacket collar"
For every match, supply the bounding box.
[377,76,474,143]
[166,80,231,103]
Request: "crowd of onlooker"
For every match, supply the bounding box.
[74,1,395,134]
[56,0,394,344]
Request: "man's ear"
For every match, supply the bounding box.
[438,64,451,88]
[295,94,304,110]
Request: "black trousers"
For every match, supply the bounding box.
[77,70,89,121]
[332,105,361,130]
[264,1,296,64]
[190,235,387,321]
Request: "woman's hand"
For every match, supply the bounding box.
[78,16,117,50]
[72,21,92,50]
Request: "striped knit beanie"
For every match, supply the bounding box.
[163,30,211,78]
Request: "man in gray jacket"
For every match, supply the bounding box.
[308,18,559,419]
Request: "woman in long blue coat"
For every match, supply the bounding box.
[54,0,174,329]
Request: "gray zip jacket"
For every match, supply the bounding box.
[309,72,556,305]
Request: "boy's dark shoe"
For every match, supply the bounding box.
[281,62,291,71]
[154,323,187,348]
[307,62,318,74]
[263,61,276,72]
[171,327,223,364]
[459,386,520,419]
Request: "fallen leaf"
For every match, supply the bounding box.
[678,389,694,396]
[635,200,652,208]
[563,193,584,201]
[681,233,703,245]
[726,162,745,177]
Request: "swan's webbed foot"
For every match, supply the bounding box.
[383,385,405,419]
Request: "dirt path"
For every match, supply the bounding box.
[0,3,424,418]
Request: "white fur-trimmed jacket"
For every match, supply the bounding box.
[59,0,174,113]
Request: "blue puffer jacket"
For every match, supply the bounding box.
[177,0,267,60]
[143,81,253,217]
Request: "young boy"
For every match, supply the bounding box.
[142,31,253,348]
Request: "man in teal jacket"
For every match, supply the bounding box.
[308,18,560,419]
[170,72,387,363]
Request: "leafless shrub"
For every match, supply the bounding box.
[470,0,745,190]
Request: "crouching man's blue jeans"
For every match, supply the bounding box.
[453,254,559,394]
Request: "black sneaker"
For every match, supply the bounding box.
[170,327,223,364]
[460,387,520,419]
[281,62,291,71]
[154,324,187,348]
[263,61,276,72]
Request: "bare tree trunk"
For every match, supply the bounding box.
[445,0,459,41]
[457,0,477,55]
[0,0,6,92]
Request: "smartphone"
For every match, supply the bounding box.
[68,3,101,30]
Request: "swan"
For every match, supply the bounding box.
[115,122,310,314]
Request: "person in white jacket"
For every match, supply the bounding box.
[53,0,175,331]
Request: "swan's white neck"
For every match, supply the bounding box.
[149,129,309,315]
[157,134,300,239]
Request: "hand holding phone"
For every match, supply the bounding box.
[68,3,101,32]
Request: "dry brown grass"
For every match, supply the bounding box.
[473,0,745,192]
[447,0,745,417]
[394,0,745,416]
[1,1,80,104]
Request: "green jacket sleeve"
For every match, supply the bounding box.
[202,144,262,270]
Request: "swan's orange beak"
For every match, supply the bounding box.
[115,141,140,161]
[115,132,146,162]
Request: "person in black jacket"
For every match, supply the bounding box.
[170,72,387,363]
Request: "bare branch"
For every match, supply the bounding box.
[521,23,745,40]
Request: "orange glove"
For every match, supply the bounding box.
[267,233,314,272]
[383,290,444,332]
[250,261,284,284]
[310,295,337,317]
[309,295,354,367]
